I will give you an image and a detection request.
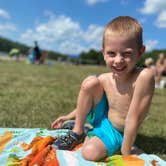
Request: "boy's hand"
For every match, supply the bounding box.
[51,116,67,129]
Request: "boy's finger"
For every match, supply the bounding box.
[51,122,57,128]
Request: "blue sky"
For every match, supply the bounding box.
[0,0,165,55]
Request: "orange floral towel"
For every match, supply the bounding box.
[0,131,13,153]
[0,129,165,166]
[20,136,59,166]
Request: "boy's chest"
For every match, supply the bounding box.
[103,80,134,112]
[108,91,131,112]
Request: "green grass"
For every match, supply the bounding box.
[0,61,165,160]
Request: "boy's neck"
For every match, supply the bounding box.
[112,68,137,84]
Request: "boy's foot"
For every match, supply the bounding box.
[62,120,93,133]
[131,145,144,155]
[62,120,75,130]
[51,130,86,150]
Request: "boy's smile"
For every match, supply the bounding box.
[102,34,144,79]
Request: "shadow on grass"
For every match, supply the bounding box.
[136,134,166,154]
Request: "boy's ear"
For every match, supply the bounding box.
[139,45,145,56]
[102,48,106,60]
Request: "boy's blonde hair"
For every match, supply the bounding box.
[103,16,143,48]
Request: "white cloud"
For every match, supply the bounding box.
[84,25,103,42]
[139,0,166,14]
[0,8,17,37]
[20,13,104,54]
[145,40,158,52]
[0,23,16,32]
[86,0,109,6]
[83,25,103,50]
[139,0,166,28]
[59,41,87,55]
[0,9,10,19]
[155,11,166,28]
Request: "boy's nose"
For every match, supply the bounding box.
[114,54,124,64]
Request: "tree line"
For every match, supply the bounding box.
[0,36,68,60]
[0,36,165,67]
[0,36,29,55]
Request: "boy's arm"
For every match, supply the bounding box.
[121,69,155,155]
[65,109,77,120]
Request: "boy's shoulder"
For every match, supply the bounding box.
[136,67,155,82]
[98,73,110,82]
[134,68,155,91]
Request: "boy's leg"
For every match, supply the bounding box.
[82,136,107,161]
[52,76,103,150]
[83,118,123,161]
[72,76,103,135]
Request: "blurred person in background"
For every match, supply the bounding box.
[155,53,166,88]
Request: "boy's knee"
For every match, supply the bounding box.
[81,76,100,92]
[82,144,100,161]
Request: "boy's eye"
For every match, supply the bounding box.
[123,52,132,57]
[107,51,116,57]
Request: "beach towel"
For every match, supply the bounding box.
[0,128,165,166]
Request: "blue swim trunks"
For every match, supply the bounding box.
[86,92,123,156]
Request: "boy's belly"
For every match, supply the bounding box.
[108,111,125,132]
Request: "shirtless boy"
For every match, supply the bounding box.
[51,16,155,161]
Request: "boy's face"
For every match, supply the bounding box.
[102,34,145,79]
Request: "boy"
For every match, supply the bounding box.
[51,16,155,161]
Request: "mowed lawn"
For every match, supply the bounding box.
[0,61,165,160]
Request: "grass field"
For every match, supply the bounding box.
[0,61,165,160]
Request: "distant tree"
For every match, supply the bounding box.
[79,49,105,65]
[0,36,68,61]
[0,36,29,55]
[48,50,68,61]
[1,36,165,66]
